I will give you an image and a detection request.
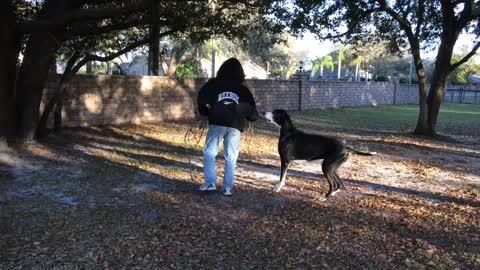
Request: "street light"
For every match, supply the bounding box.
[299,61,304,73]
[366,65,373,81]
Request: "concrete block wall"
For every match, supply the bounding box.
[395,84,421,104]
[302,81,394,110]
[44,75,420,127]
[245,79,300,112]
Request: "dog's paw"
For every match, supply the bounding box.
[331,190,341,196]
[318,197,327,202]
[273,185,283,193]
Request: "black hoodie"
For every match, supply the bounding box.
[197,58,259,132]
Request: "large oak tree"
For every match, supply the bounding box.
[270,0,480,136]
[1,0,266,145]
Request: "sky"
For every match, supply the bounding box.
[296,32,477,62]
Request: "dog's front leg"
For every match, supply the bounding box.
[274,161,289,193]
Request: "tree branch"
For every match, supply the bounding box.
[415,0,425,39]
[63,50,83,75]
[18,0,160,33]
[71,29,176,74]
[457,0,475,29]
[376,0,415,40]
[66,18,167,37]
[316,7,381,40]
[449,41,480,72]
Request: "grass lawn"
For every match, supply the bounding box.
[1,103,479,269]
[288,103,480,136]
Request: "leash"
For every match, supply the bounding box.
[243,121,255,154]
[184,118,207,182]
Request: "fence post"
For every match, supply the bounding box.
[298,77,303,111]
[393,78,398,105]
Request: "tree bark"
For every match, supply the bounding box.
[167,51,178,77]
[53,100,63,132]
[148,28,160,75]
[413,56,431,135]
[414,25,456,136]
[148,5,160,76]
[15,0,71,143]
[86,61,93,74]
[0,0,21,147]
[427,38,455,134]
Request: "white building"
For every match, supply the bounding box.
[200,55,269,79]
[115,54,268,79]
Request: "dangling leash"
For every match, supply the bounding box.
[184,118,208,182]
[243,121,255,154]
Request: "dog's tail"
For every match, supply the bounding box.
[346,146,377,156]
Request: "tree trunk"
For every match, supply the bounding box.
[0,0,21,147]
[414,78,431,135]
[167,52,178,77]
[148,6,160,76]
[427,42,454,134]
[54,100,63,132]
[148,30,160,75]
[36,78,65,140]
[106,61,112,75]
[413,52,432,136]
[14,0,70,143]
[36,49,83,139]
[414,35,455,136]
[86,61,93,74]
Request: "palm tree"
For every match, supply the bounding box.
[310,55,334,79]
[336,45,347,80]
[350,54,363,81]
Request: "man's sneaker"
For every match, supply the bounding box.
[223,188,232,196]
[199,183,216,191]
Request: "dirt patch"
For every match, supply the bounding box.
[1,121,479,269]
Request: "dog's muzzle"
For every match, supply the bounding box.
[263,112,274,124]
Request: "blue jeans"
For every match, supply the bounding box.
[202,125,241,190]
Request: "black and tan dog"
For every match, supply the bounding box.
[263,109,376,200]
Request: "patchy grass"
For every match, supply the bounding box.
[1,104,479,269]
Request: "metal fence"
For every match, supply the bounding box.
[444,88,480,104]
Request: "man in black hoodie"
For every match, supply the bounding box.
[197,58,259,196]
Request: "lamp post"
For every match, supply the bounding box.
[366,65,373,82]
[393,70,399,104]
[298,60,304,74]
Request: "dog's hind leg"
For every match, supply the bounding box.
[332,153,348,193]
[321,159,337,199]
[274,161,289,193]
